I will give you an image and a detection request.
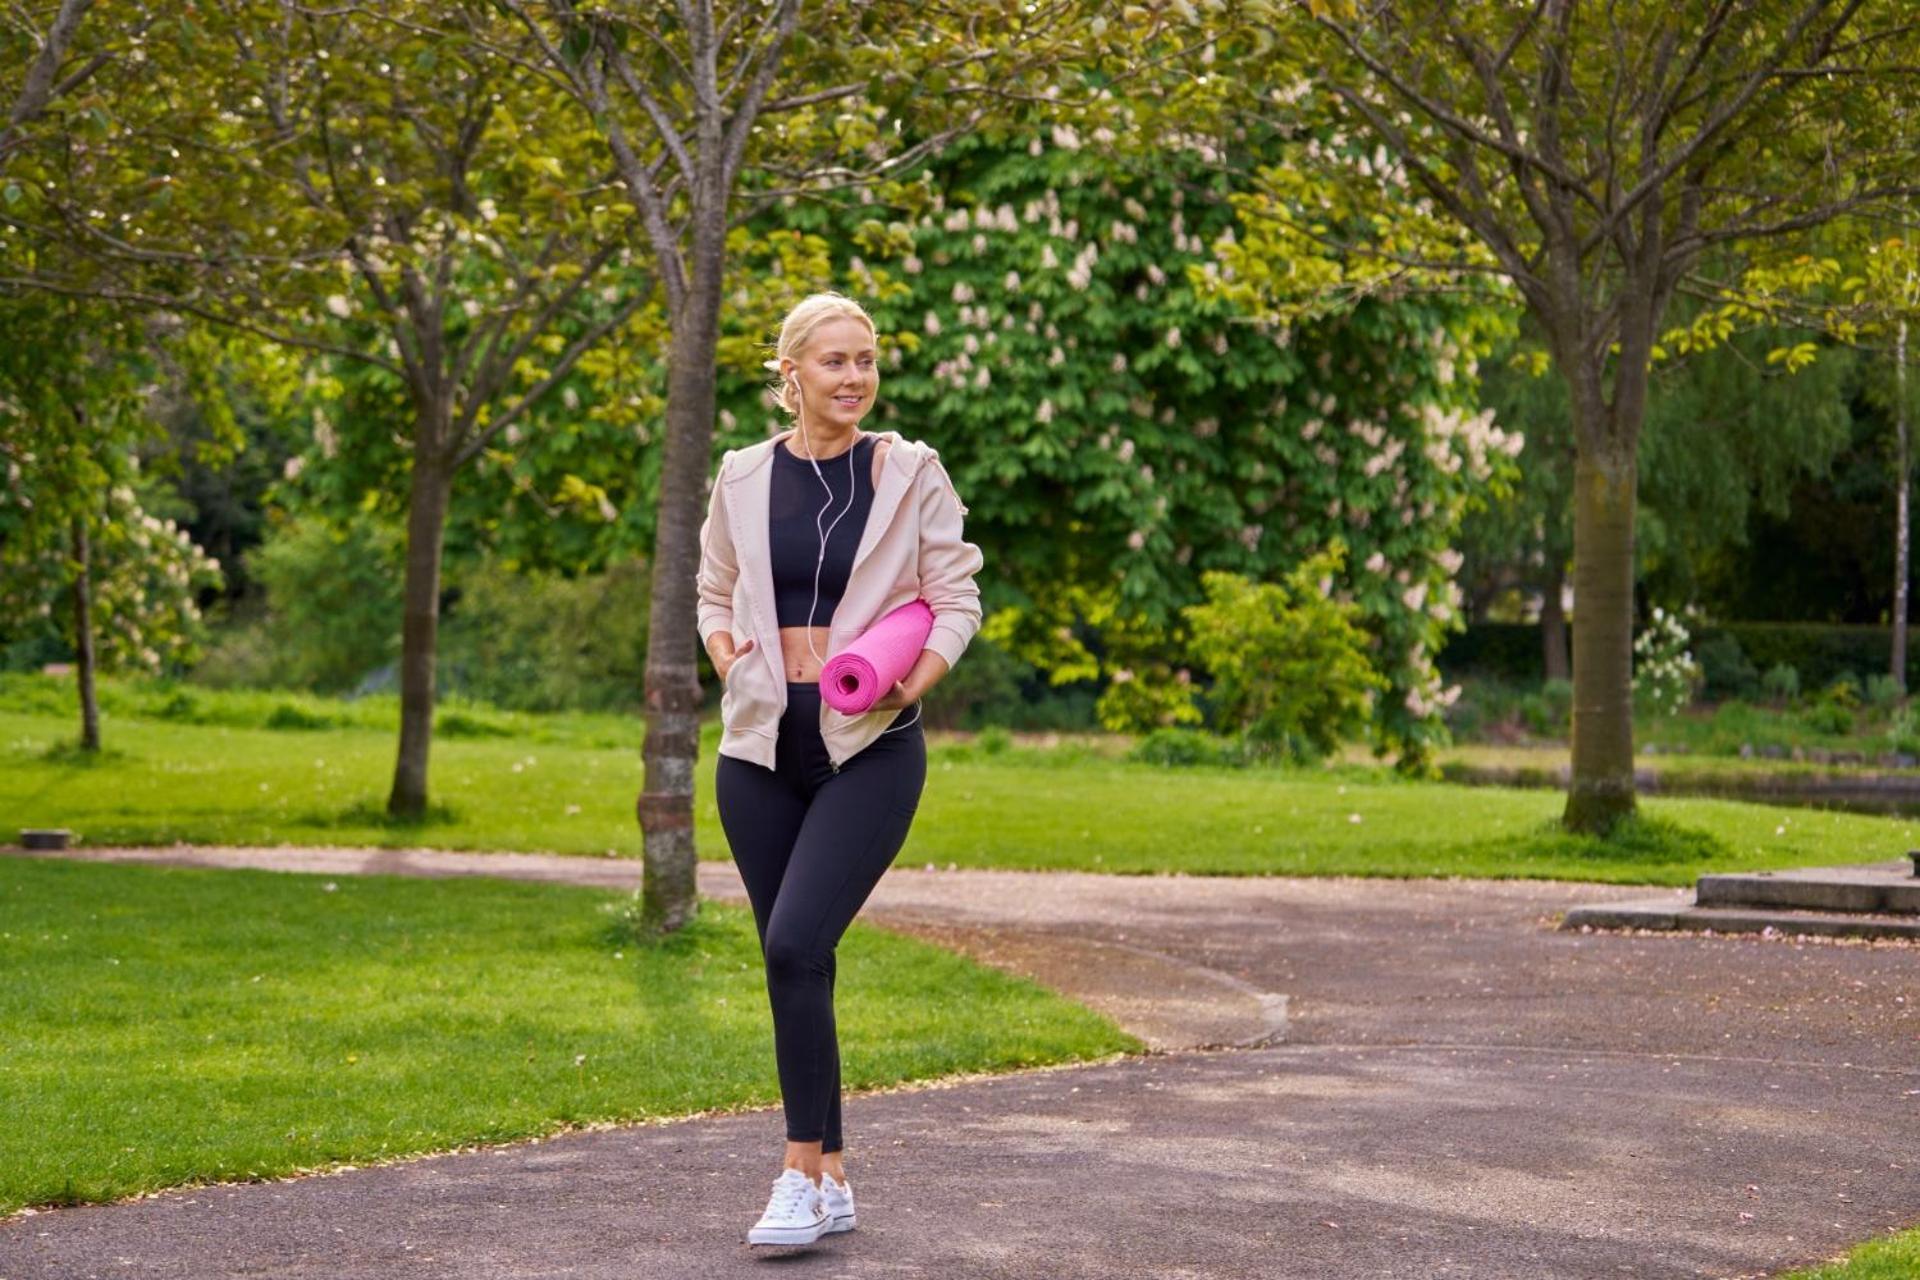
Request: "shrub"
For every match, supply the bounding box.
[1516,692,1553,737]
[233,512,404,695]
[436,709,517,739]
[1709,699,1799,753]
[1818,673,1862,710]
[1441,696,1486,741]
[975,725,1012,755]
[1800,701,1853,735]
[1441,621,1920,692]
[920,633,1031,730]
[1173,550,1388,762]
[1695,631,1760,700]
[265,702,333,731]
[1129,726,1249,768]
[1886,705,1920,756]
[1721,622,1920,692]
[1866,672,1906,709]
[153,689,202,721]
[1759,662,1800,705]
[1631,606,1703,716]
[188,603,283,691]
[437,555,651,713]
[1529,677,1574,735]
[1094,660,1205,735]
[0,670,85,715]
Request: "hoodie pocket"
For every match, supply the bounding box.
[720,644,777,735]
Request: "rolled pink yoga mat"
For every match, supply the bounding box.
[820,598,934,714]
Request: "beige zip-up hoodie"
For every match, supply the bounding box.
[695,428,984,771]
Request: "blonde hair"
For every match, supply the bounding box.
[761,291,878,418]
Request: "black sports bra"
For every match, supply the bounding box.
[769,435,876,628]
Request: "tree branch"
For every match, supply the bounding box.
[1,0,94,169]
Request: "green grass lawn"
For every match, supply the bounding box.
[0,856,1136,1217]
[1780,1231,1920,1279]
[6,674,1920,885]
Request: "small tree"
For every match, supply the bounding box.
[7,4,660,815]
[505,0,1198,932]
[0,292,224,747]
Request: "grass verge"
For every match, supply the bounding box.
[0,857,1136,1216]
[5,675,1918,885]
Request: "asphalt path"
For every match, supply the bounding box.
[1,844,1914,1279]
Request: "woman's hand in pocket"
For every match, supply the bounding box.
[718,637,755,682]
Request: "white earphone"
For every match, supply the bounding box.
[788,367,920,736]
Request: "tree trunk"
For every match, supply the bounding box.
[1562,444,1638,834]
[387,419,455,819]
[1893,316,1910,693]
[1540,555,1569,683]
[634,235,727,935]
[70,514,99,752]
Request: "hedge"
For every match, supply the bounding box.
[1438,621,1919,692]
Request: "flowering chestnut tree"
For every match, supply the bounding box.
[799,132,1518,765]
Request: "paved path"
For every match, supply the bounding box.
[2,843,1917,1279]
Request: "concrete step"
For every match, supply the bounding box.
[1694,862,1920,914]
[1561,896,1920,940]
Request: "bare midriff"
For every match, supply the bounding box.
[777,626,836,683]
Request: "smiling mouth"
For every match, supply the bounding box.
[834,395,863,406]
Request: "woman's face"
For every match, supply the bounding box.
[786,317,878,429]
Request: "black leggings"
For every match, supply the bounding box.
[713,680,926,1153]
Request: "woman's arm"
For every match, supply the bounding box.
[695,453,741,676]
[905,448,984,700]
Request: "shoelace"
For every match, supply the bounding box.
[766,1174,819,1216]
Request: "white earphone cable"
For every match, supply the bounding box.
[791,372,920,736]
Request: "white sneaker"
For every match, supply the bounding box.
[819,1170,856,1233]
[747,1168,829,1246]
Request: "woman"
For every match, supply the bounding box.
[694,291,984,1246]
